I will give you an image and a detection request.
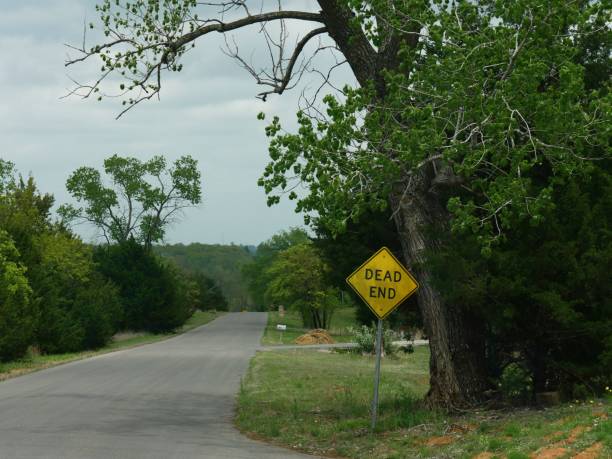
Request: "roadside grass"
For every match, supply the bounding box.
[236,348,611,458]
[0,310,224,382]
[261,307,358,345]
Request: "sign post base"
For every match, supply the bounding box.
[371,318,383,431]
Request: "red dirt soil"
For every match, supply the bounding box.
[572,442,604,459]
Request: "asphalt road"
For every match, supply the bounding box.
[0,312,317,459]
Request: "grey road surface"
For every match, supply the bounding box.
[0,312,317,459]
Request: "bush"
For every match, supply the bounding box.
[349,323,399,355]
[94,241,191,333]
[36,304,84,354]
[0,231,35,361]
[72,274,122,349]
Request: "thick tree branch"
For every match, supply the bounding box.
[316,1,377,87]
[169,11,324,50]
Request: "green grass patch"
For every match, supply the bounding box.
[180,309,225,331]
[0,310,224,382]
[236,347,611,458]
[261,307,357,345]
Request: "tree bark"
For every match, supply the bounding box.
[391,168,489,409]
[317,1,377,87]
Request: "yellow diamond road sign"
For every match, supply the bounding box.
[346,247,419,320]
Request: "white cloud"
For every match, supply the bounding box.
[0,0,356,245]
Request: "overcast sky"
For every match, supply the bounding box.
[0,0,355,246]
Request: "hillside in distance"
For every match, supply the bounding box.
[155,243,254,311]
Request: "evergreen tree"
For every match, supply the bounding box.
[428,164,612,396]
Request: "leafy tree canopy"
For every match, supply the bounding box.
[259,0,610,252]
[60,154,201,249]
[242,227,309,310]
[266,242,339,329]
[428,162,612,393]
[0,229,35,361]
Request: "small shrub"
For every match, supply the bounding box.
[348,324,399,355]
[499,363,533,404]
[572,383,591,401]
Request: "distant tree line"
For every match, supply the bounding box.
[154,243,251,311]
[0,156,226,362]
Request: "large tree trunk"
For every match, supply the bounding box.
[391,169,489,409]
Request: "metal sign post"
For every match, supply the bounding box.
[345,247,419,432]
[371,318,383,430]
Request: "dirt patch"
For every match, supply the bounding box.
[566,426,591,444]
[572,442,603,459]
[472,452,497,459]
[294,329,335,345]
[530,447,568,459]
[532,425,594,459]
[424,435,455,447]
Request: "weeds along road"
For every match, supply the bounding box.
[0,312,318,459]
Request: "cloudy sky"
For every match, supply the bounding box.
[0,0,354,246]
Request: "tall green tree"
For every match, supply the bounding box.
[0,160,122,354]
[242,228,309,310]
[0,230,35,361]
[191,272,228,312]
[266,242,339,329]
[60,154,201,250]
[32,232,122,353]
[94,240,191,332]
[68,0,610,408]
[258,1,610,406]
[428,164,612,395]
[0,174,54,269]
